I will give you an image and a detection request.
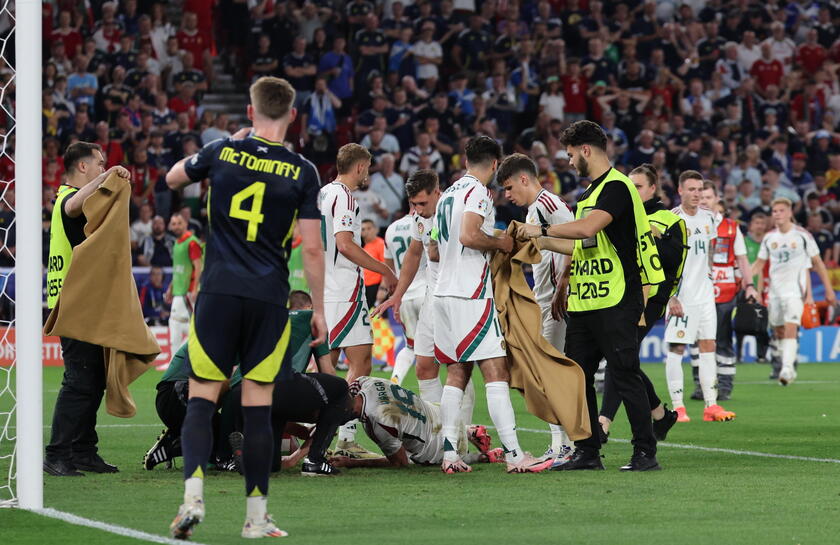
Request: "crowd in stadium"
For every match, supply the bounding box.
[28,0,840,323]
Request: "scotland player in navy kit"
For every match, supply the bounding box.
[165,77,326,540]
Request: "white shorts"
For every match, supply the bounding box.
[400,296,424,348]
[170,295,192,323]
[414,291,435,358]
[664,300,716,345]
[432,296,506,363]
[326,300,372,349]
[540,303,566,353]
[769,296,804,327]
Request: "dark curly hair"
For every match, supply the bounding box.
[559,120,608,151]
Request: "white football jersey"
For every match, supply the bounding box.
[673,205,717,306]
[434,174,495,299]
[357,377,444,464]
[758,226,818,299]
[318,181,365,303]
[410,213,439,289]
[384,214,427,301]
[526,189,573,306]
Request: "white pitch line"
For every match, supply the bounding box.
[513,427,840,464]
[733,380,839,385]
[32,507,212,545]
[5,424,163,430]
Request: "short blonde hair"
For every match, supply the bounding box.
[249,77,295,120]
[336,144,372,174]
[772,197,793,209]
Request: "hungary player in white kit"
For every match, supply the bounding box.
[752,198,836,385]
[384,212,427,385]
[497,153,575,461]
[329,377,504,468]
[319,144,397,458]
[433,136,552,474]
[664,172,735,422]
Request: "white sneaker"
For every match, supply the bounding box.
[241,514,289,539]
[779,367,797,386]
[539,445,573,463]
[170,497,205,540]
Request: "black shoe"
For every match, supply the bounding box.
[72,454,119,473]
[620,451,661,471]
[550,449,604,471]
[718,390,731,401]
[301,458,340,476]
[143,428,180,470]
[228,431,244,475]
[652,406,678,441]
[690,387,704,401]
[769,369,780,380]
[44,458,84,477]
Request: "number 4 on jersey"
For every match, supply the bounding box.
[230,181,266,242]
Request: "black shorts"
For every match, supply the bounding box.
[187,292,291,383]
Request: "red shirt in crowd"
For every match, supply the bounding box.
[750,58,784,91]
[97,139,125,168]
[129,164,160,202]
[562,74,588,114]
[177,29,208,71]
[51,28,83,58]
[796,44,827,75]
[184,0,216,50]
[168,96,197,127]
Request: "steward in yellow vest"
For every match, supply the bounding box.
[45,142,130,477]
[516,121,664,472]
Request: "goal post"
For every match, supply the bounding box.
[15,0,43,510]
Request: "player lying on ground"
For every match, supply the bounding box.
[145,291,353,477]
[329,377,503,468]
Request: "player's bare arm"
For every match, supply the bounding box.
[535,236,574,255]
[551,261,571,321]
[299,218,328,346]
[165,156,195,190]
[736,254,759,300]
[460,211,513,253]
[517,209,613,240]
[65,165,130,218]
[810,254,837,304]
[372,239,422,322]
[330,447,410,468]
[751,257,767,289]
[335,231,398,286]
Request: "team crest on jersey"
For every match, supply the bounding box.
[676,330,685,339]
[417,221,425,235]
[791,242,797,249]
[771,242,778,249]
[341,214,354,227]
[500,339,506,351]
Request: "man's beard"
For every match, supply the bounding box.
[575,156,590,178]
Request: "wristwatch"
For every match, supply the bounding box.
[541,223,549,237]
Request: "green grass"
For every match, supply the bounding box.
[2,363,840,544]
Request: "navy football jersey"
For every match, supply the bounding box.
[184,135,320,305]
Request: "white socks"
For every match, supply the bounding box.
[338,419,358,443]
[485,381,523,464]
[781,338,797,371]
[390,346,415,385]
[459,379,475,427]
[665,351,685,409]
[698,352,717,407]
[246,495,267,521]
[440,385,465,462]
[184,477,203,502]
[418,378,443,404]
[549,424,569,451]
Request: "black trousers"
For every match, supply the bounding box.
[566,303,656,454]
[716,298,737,361]
[229,372,352,465]
[155,381,188,436]
[46,338,106,462]
[600,301,664,421]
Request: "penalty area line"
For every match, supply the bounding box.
[511,427,840,464]
[33,507,212,545]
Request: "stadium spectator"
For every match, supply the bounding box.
[361,218,386,309]
[283,36,317,109]
[201,113,231,145]
[140,265,170,326]
[131,202,154,253]
[137,215,175,267]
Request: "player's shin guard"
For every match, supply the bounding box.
[440,385,465,462]
[780,338,797,372]
[717,355,736,396]
[665,351,685,408]
[242,406,273,501]
[485,382,523,465]
[698,352,717,407]
[418,378,443,404]
[181,397,216,500]
[391,346,415,385]
[548,424,569,451]
[459,379,475,427]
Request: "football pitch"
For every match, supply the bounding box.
[2,362,840,545]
